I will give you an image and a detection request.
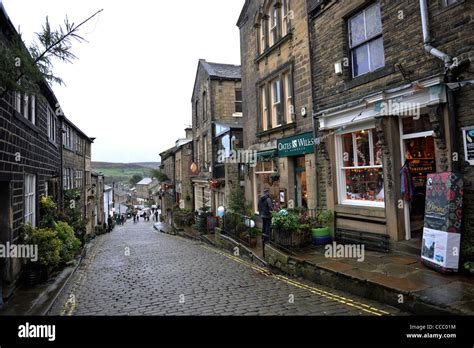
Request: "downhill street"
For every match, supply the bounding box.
[50,219,401,316]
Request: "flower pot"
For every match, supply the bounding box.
[312,227,330,238]
[249,236,258,248]
[312,235,333,246]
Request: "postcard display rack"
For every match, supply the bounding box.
[422,172,464,273]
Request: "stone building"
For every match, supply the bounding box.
[307,0,473,253]
[0,4,62,296]
[90,172,105,234]
[159,146,177,222]
[190,59,244,213]
[135,177,159,202]
[59,115,95,235]
[237,0,315,214]
[174,129,194,211]
[0,3,97,297]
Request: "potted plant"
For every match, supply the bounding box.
[246,227,261,248]
[22,224,61,285]
[312,210,333,245]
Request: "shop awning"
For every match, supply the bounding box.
[257,149,278,161]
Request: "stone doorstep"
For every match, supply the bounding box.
[265,244,474,315]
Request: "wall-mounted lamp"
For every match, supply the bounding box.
[334,61,343,75]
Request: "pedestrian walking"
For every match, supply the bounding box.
[154,210,159,222]
[121,214,125,225]
[133,213,136,223]
[258,188,273,242]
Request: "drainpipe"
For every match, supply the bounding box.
[420,0,453,69]
[419,0,460,172]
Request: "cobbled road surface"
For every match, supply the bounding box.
[50,220,401,316]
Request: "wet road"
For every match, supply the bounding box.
[50,220,401,316]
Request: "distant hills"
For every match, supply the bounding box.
[92,162,161,184]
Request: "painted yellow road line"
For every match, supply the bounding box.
[200,244,390,316]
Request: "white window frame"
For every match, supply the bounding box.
[259,18,267,54]
[271,79,282,128]
[335,126,385,208]
[348,2,384,78]
[24,174,36,227]
[14,92,35,124]
[284,72,294,124]
[260,86,269,131]
[203,135,208,168]
[269,6,279,46]
[47,106,56,143]
[282,0,290,36]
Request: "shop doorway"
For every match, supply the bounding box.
[400,116,436,240]
[294,156,308,209]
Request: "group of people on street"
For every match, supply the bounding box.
[132,206,160,223]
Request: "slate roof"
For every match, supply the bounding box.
[200,60,241,80]
[136,178,153,186]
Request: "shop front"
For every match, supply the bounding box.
[252,133,317,215]
[316,76,450,250]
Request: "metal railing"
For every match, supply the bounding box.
[222,211,254,247]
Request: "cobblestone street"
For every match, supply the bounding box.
[50,220,401,316]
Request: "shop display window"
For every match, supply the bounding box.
[337,128,385,207]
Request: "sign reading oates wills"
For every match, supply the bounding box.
[278,132,315,157]
[422,172,464,273]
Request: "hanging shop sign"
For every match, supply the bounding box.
[462,127,474,166]
[278,132,315,157]
[422,172,464,273]
[189,161,200,177]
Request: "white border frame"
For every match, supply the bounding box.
[335,124,385,208]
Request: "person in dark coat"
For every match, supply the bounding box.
[258,188,273,241]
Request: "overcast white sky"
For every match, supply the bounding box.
[2,0,244,163]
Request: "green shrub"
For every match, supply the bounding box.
[24,227,61,268]
[55,221,81,263]
[39,196,57,229]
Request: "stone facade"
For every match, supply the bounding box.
[237,0,315,214]
[59,116,94,235]
[0,4,96,297]
[159,146,176,223]
[175,139,194,211]
[191,59,243,212]
[307,0,473,249]
[90,172,105,234]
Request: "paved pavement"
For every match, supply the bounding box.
[49,219,402,316]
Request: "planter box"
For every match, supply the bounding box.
[272,228,310,248]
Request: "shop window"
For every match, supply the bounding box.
[337,129,384,206]
[253,160,277,213]
[348,2,385,78]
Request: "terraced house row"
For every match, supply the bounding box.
[159,0,473,268]
[0,4,104,298]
